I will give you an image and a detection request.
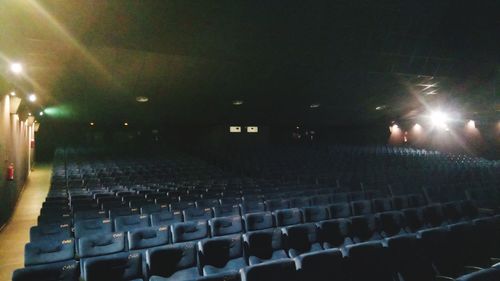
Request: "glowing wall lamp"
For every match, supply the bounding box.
[27,116,35,126]
[9,96,22,114]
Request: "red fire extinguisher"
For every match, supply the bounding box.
[7,163,14,181]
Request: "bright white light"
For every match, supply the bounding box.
[430,111,449,129]
[10,63,23,74]
[28,94,37,102]
[232,100,243,106]
[413,123,422,132]
[39,111,44,116]
[467,120,476,129]
[10,91,16,96]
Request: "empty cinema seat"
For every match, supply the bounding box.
[350,200,373,216]
[282,223,322,258]
[127,226,170,251]
[29,224,71,243]
[198,235,247,276]
[327,203,351,219]
[74,218,112,239]
[24,239,75,266]
[208,216,243,237]
[150,210,183,227]
[183,207,213,222]
[78,232,126,258]
[243,212,273,232]
[274,208,302,227]
[82,252,143,281]
[243,229,287,265]
[114,214,150,232]
[147,242,201,281]
[240,259,298,281]
[12,260,79,281]
[376,211,407,237]
[345,241,393,281]
[293,249,347,281]
[212,205,240,218]
[350,215,382,243]
[239,201,266,214]
[171,221,208,243]
[302,206,329,222]
[317,219,353,250]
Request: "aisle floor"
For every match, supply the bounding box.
[0,164,52,281]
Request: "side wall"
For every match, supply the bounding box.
[0,95,34,228]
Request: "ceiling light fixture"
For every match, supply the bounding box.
[232,100,244,106]
[28,93,37,102]
[309,103,320,108]
[10,62,23,74]
[90,122,95,126]
[39,111,44,116]
[136,96,149,103]
[124,122,129,126]
[375,105,387,110]
[10,91,16,96]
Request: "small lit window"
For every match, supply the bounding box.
[247,126,258,133]
[229,126,241,133]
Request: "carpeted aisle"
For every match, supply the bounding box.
[0,164,52,281]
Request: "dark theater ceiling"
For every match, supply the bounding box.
[0,0,499,127]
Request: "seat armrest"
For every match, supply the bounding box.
[435,275,454,281]
[478,208,495,216]
[464,266,484,273]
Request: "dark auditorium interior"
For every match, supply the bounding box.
[1,1,500,281]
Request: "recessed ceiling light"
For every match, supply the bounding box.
[90,122,95,126]
[28,93,37,102]
[309,103,320,108]
[136,96,149,103]
[124,122,129,126]
[232,100,243,106]
[10,62,23,74]
[375,105,387,110]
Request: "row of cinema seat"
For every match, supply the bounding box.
[38,189,428,226]
[18,198,488,280]
[14,213,500,281]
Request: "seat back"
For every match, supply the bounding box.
[302,207,329,222]
[114,214,150,232]
[244,229,284,261]
[83,252,143,281]
[146,242,198,278]
[78,232,126,258]
[171,221,208,243]
[275,208,303,227]
[199,235,244,268]
[294,249,347,281]
[328,203,351,218]
[209,216,243,237]
[183,207,214,222]
[150,210,183,227]
[29,224,71,243]
[74,218,112,239]
[240,259,298,281]
[243,212,273,232]
[25,239,75,266]
[12,260,79,281]
[345,241,392,281]
[213,205,241,218]
[128,226,170,250]
[351,200,372,216]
